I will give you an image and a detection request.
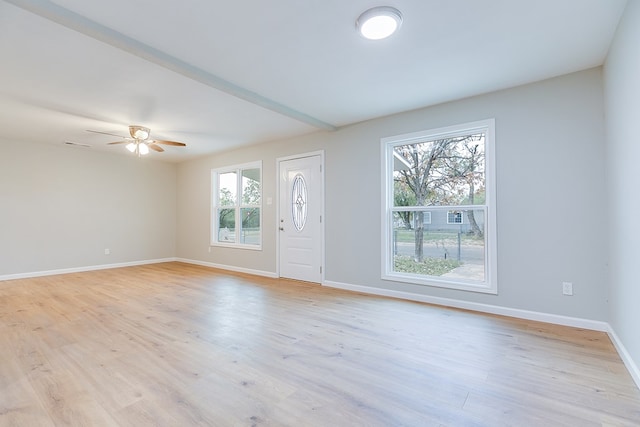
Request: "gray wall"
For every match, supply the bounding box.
[0,140,177,275]
[0,19,633,374]
[604,0,640,379]
[177,67,608,321]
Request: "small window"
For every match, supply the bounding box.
[211,161,262,249]
[423,212,432,225]
[447,211,463,224]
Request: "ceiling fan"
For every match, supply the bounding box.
[87,125,186,156]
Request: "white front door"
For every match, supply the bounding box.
[278,154,323,283]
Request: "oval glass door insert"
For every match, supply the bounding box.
[291,173,308,231]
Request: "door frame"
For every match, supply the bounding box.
[276,150,325,283]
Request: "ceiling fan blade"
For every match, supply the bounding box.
[86,129,127,138]
[107,140,129,145]
[148,143,164,152]
[152,139,186,146]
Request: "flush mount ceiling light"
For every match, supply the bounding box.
[356,6,403,40]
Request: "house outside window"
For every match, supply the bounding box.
[211,161,262,249]
[382,119,497,293]
[447,211,463,224]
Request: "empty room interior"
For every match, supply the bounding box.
[1,0,640,425]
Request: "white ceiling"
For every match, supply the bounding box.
[0,0,627,162]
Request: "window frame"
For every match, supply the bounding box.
[380,119,497,294]
[211,161,262,250]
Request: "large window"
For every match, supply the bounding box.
[211,161,262,249]
[382,119,496,293]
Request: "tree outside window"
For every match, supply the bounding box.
[383,120,496,293]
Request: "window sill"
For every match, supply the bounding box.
[210,242,262,251]
[382,272,497,294]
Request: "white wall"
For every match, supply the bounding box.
[604,0,640,378]
[0,140,177,276]
[177,67,608,321]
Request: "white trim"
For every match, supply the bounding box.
[322,279,609,332]
[381,119,495,145]
[381,271,497,294]
[0,258,177,282]
[209,242,263,251]
[276,150,325,163]
[606,325,640,390]
[176,258,278,279]
[324,280,640,389]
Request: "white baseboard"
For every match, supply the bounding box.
[0,258,178,282]
[2,262,637,390]
[0,257,277,282]
[322,280,609,331]
[323,279,640,390]
[606,325,640,390]
[175,258,278,279]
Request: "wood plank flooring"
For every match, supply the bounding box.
[1,262,639,426]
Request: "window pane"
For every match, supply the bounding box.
[218,208,236,242]
[240,207,260,245]
[212,162,262,248]
[392,209,485,282]
[241,168,261,205]
[393,179,416,207]
[447,211,463,224]
[393,133,485,207]
[291,173,308,231]
[219,172,237,206]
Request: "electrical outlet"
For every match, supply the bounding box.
[104,248,110,255]
[562,282,573,296]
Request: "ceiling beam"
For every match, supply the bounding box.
[4,0,338,131]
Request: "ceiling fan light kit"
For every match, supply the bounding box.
[126,141,150,156]
[87,125,187,157]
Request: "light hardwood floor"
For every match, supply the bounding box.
[1,262,639,426]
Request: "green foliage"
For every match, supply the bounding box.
[461,187,486,205]
[394,180,416,206]
[218,170,261,235]
[394,256,461,276]
[218,208,235,229]
[242,176,261,205]
[393,181,415,229]
[241,207,260,228]
[219,188,235,206]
